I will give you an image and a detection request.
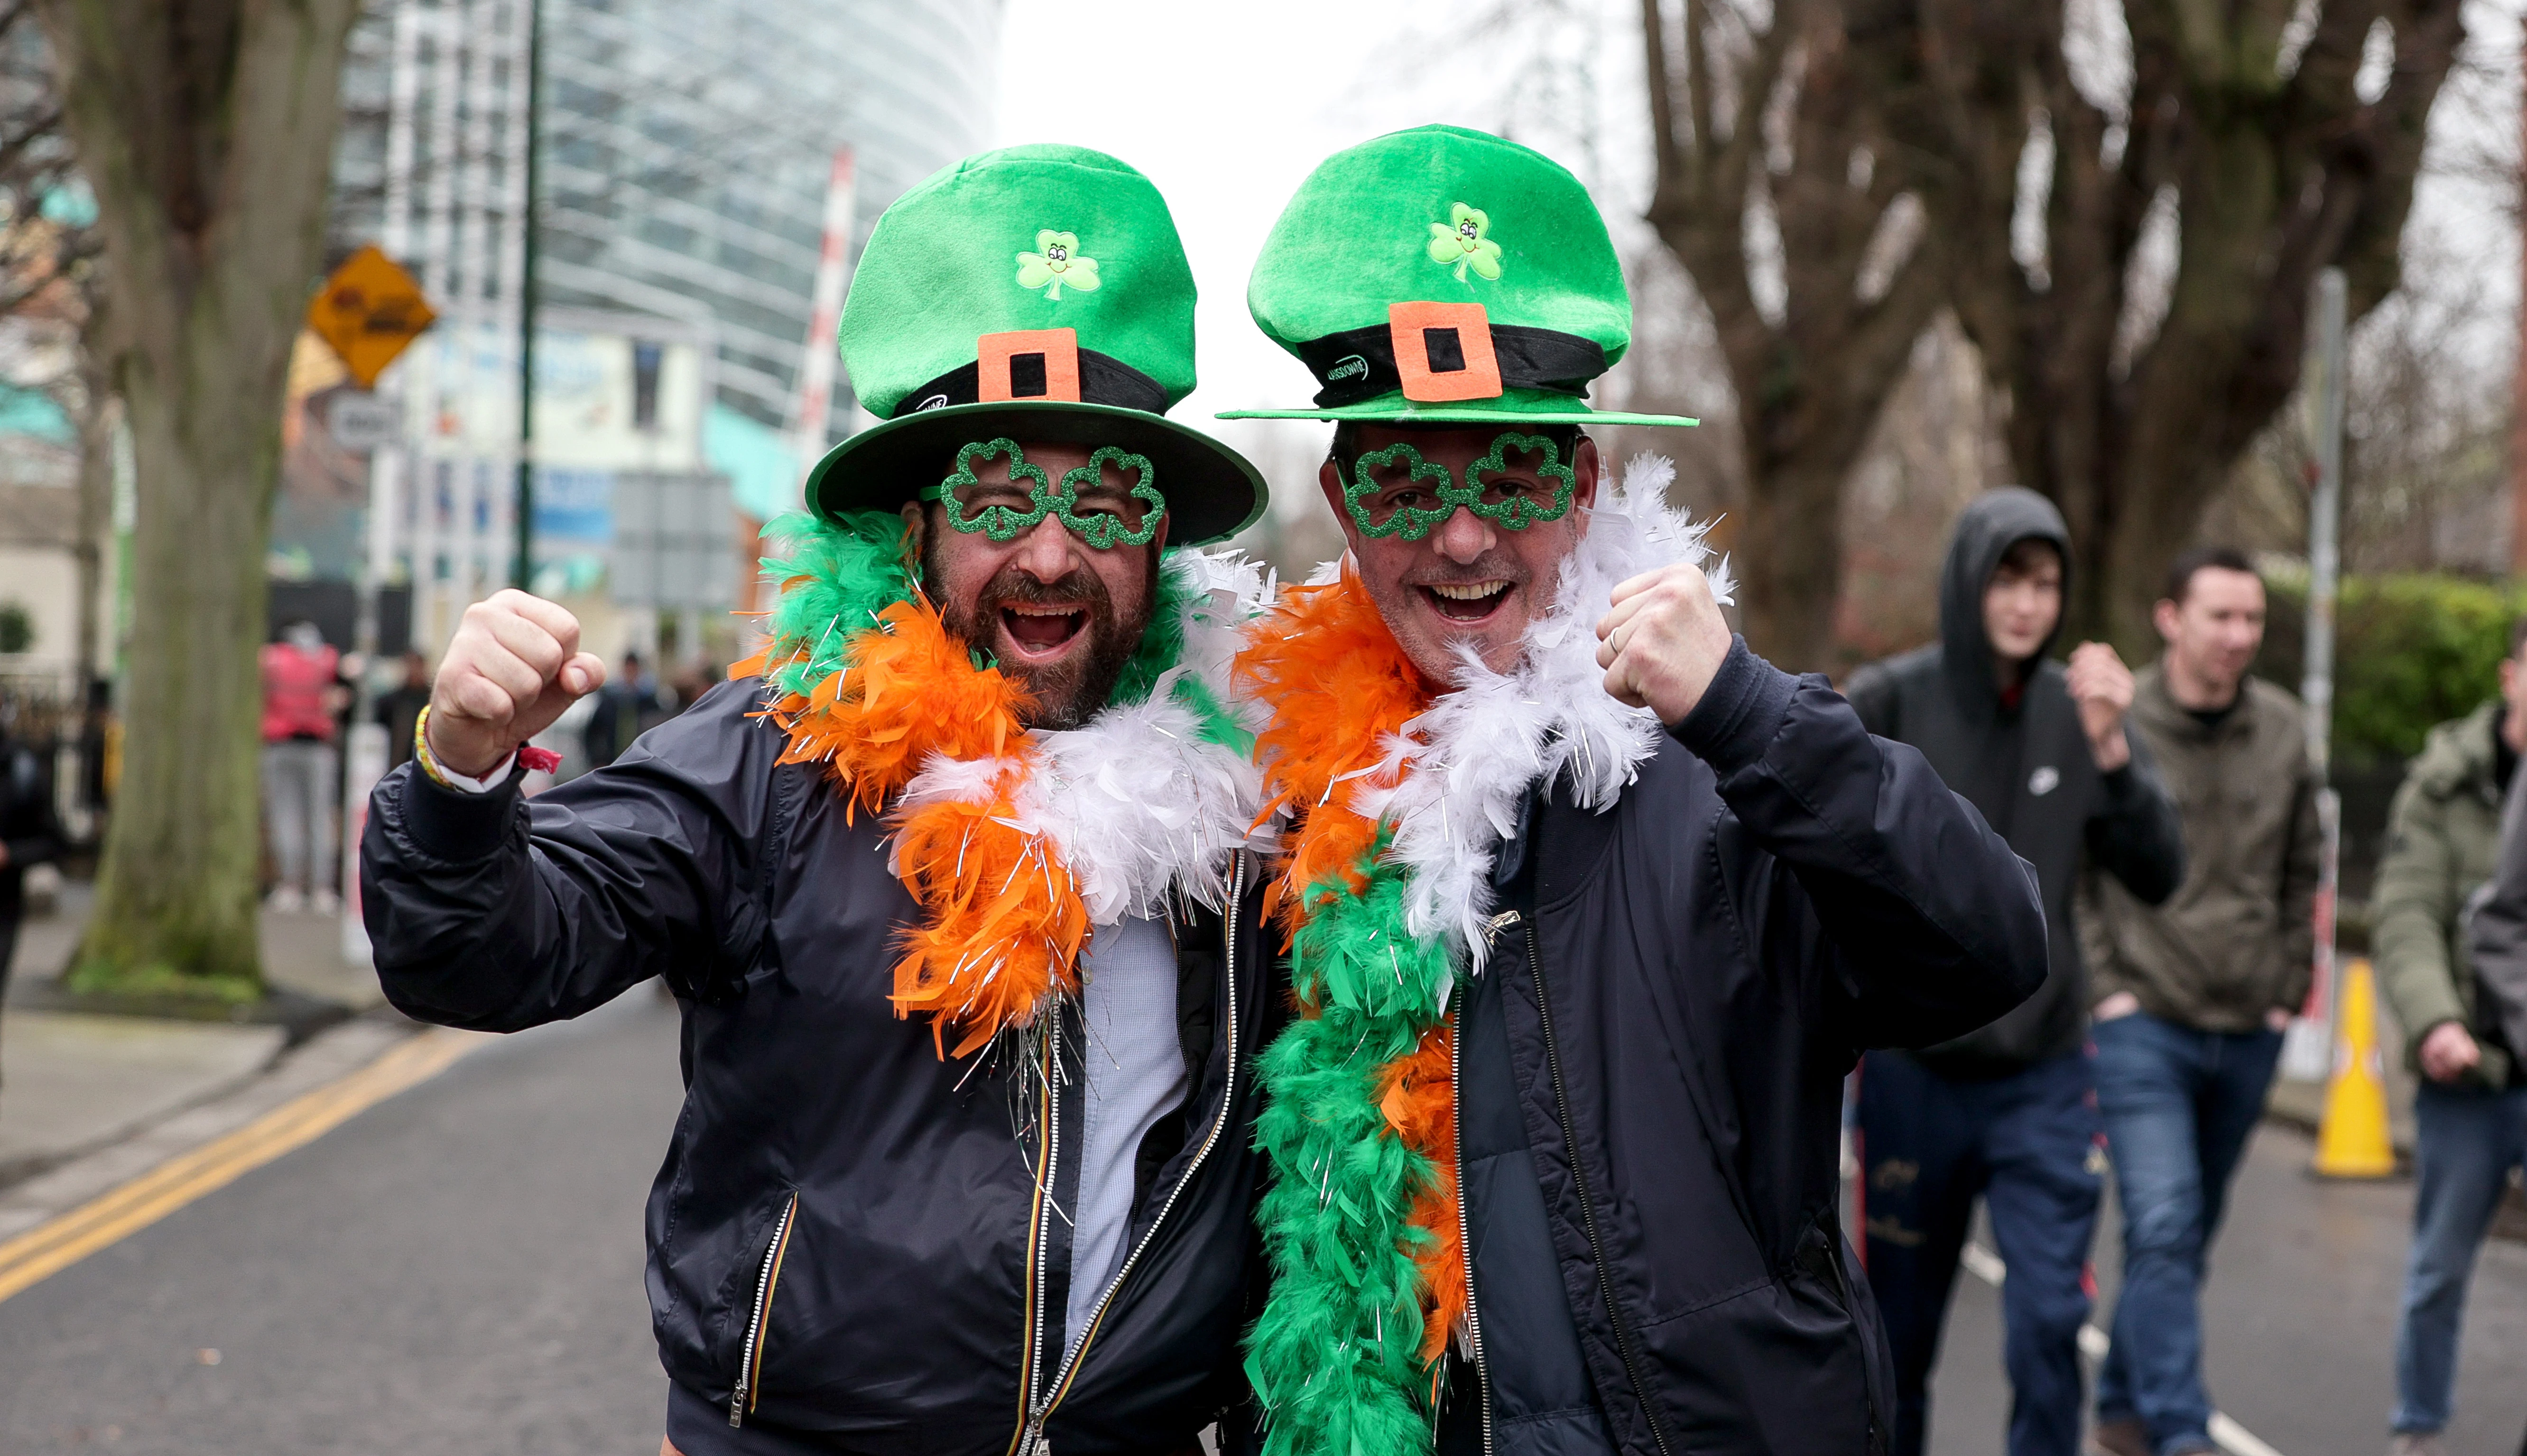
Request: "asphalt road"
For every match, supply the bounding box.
[1923,1120,2527,1456]
[0,988,681,1455]
[3,983,2522,1456]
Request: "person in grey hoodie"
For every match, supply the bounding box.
[1844,488,2186,1456]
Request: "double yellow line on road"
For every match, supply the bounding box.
[0,1027,483,1305]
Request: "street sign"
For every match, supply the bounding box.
[326,392,399,452]
[307,245,436,389]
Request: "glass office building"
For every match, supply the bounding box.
[330,0,1003,457]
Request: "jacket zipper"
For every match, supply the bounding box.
[1519,916,1679,1456]
[728,1191,800,1427]
[1817,1228,1891,1454]
[1450,988,1495,1456]
[1007,1001,1064,1456]
[1018,854,1248,1456]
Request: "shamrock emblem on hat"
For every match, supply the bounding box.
[1427,203,1503,283]
[1016,229,1102,301]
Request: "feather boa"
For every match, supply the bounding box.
[1238,457,1730,1452]
[733,511,1271,1058]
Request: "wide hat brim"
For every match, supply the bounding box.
[1217,387,1695,429]
[805,400,1269,546]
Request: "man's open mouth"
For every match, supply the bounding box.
[999,601,1088,656]
[1420,579,1511,623]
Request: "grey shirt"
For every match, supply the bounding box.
[1064,913,1189,1352]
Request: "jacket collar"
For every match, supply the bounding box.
[2409,700,2503,803]
[2131,661,2255,746]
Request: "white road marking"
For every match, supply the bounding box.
[1960,1241,2286,1456]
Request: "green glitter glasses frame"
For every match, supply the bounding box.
[1344,432,1579,540]
[921,438,1167,549]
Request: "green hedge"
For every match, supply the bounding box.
[2259,571,2525,770]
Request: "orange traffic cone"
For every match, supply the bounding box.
[2313,958,2398,1179]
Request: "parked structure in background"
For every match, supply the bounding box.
[302,0,999,667]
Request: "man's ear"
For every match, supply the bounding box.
[1317,457,1347,517]
[1573,434,1601,511]
[2151,598,2182,647]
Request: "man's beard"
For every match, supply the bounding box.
[925,535,1152,731]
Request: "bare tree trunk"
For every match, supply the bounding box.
[70,306,114,696]
[40,0,359,996]
[1909,0,2465,654]
[1642,0,1947,671]
[1732,457,1847,664]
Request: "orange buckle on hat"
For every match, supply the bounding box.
[977,328,1082,403]
[1388,302,1502,403]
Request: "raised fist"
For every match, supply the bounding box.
[2065,641,2135,772]
[425,589,607,778]
[1594,562,1736,727]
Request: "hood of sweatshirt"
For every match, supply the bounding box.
[1936,487,2072,718]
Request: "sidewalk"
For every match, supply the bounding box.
[0,881,396,1190]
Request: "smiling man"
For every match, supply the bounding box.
[1220,125,2048,1456]
[361,145,1285,1456]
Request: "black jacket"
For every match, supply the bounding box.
[1433,641,2046,1456]
[361,681,1277,1456]
[1843,488,2185,1073]
[0,732,63,915]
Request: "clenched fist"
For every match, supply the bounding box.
[426,589,608,778]
[1593,562,1735,727]
[2064,641,2135,772]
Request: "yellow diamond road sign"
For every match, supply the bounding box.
[307,244,436,390]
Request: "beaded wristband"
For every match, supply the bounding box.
[412,703,557,790]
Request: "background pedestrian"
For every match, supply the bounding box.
[2080,546,2320,1456]
[259,620,346,913]
[1844,487,2187,1456]
[2372,616,2527,1456]
[375,650,432,772]
[580,650,648,769]
[0,702,65,1096]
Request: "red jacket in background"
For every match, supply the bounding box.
[261,642,341,744]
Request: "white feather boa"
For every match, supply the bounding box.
[893,548,1276,926]
[1347,454,1733,979]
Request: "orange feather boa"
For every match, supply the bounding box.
[732,594,1086,1059]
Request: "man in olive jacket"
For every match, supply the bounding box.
[2371,617,2527,1456]
[2077,548,2321,1456]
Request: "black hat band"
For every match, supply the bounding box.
[1292,322,1607,409]
[892,348,1168,418]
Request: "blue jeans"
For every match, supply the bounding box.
[2391,1079,2527,1434]
[2089,1012,2283,1456]
[1860,1050,2104,1456]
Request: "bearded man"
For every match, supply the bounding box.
[362,146,1277,1456]
[1218,125,2048,1456]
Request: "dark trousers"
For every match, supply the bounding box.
[0,900,20,1093]
[2090,1012,2283,1455]
[1859,1049,2104,1456]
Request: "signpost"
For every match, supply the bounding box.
[326,393,400,453]
[306,245,437,390]
[310,243,435,967]
[2284,267,2350,1085]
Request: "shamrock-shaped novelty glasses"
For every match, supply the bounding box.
[923,439,1166,548]
[1345,432,1577,540]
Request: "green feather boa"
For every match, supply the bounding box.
[1246,833,1456,1454]
[753,510,1247,750]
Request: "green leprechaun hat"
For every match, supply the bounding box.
[1220,125,1696,429]
[805,144,1267,544]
